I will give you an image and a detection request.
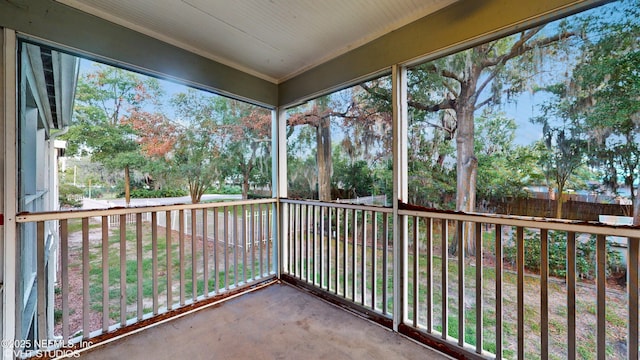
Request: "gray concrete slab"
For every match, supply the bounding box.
[78,282,451,360]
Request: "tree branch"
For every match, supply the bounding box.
[287,112,328,127]
[483,27,576,68]
[475,97,494,111]
[441,80,459,98]
[360,80,455,113]
[408,98,455,112]
[440,68,463,83]
[475,27,577,107]
[475,65,501,101]
[481,27,543,68]
[425,121,455,135]
[359,82,391,103]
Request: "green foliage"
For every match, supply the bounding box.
[504,230,569,277]
[221,103,272,199]
[54,1,640,225]
[475,113,544,202]
[247,192,272,199]
[206,185,242,195]
[114,176,186,198]
[84,187,104,198]
[567,1,640,211]
[64,63,273,204]
[372,159,393,204]
[531,98,587,184]
[332,146,374,198]
[128,188,187,198]
[530,83,588,219]
[169,91,271,202]
[64,65,151,171]
[407,124,456,208]
[286,78,392,202]
[524,0,640,219]
[59,183,83,208]
[402,17,584,216]
[504,229,623,279]
[169,90,229,202]
[287,149,318,199]
[62,64,162,205]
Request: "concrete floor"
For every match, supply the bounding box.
[78,282,451,360]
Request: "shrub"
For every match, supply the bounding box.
[504,229,622,279]
[248,193,271,199]
[84,187,104,198]
[59,183,83,208]
[128,188,187,199]
[206,185,242,195]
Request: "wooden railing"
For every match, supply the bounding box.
[14,197,640,359]
[280,199,394,318]
[282,199,640,360]
[15,199,277,355]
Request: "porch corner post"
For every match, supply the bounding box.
[391,64,408,332]
[1,27,18,360]
[273,107,288,278]
[629,237,639,360]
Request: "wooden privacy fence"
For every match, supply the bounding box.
[485,198,631,221]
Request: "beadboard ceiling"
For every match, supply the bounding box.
[56,0,457,83]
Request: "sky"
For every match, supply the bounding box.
[501,92,544,146]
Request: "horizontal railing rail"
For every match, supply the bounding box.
[16,199,277,353]
[399,207,640,238]
[16,198,275,221]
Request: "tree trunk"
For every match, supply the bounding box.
[316,117,332,202]
[189,182,197,204]
[556,191,564,219]
[124,165,131,206]
[556,180,565,219]
[633,181,640,226]
[189,181,203,204]
[452,102,478,256]
[242,173,250,200]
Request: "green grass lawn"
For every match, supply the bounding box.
[59,217,273,332]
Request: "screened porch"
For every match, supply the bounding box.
[2,0,640,359]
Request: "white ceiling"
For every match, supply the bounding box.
[56,0,456,83]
